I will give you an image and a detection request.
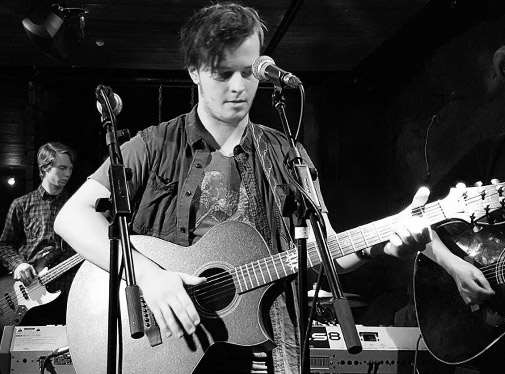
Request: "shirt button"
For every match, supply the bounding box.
[180,227,186,233]
[195,162,202,168]
[185,191,192,196]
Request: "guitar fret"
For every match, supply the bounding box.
[264,258,273,282]
[272,256,280,280]
[251,262,260,287]
[333,235,344,257]
[371,221,383,243]
[362,223,381,246]
[234,268,244,293]
[349,228,366,251]
[279,254,288,276]
[244,263,254,289]
[359,226,369,247]
[239,267,247,291]
[337,233,352,254]
[347,231,356,251]
[257,260,266,285]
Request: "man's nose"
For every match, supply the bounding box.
[229,72,246,92]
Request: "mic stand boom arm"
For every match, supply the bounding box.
[271,87,362,368]
[95,86,144,374]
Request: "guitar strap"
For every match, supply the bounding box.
[249,123,295,251]
[250,122,299,374]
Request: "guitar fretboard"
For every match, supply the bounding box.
[39,254,85,285]
[232,185,502,294]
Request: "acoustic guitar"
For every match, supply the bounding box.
[414,220,505,365]
[66,183,504,374]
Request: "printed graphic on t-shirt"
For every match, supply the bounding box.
[191,152,253,240]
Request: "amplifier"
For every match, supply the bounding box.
[309,324,448,374]
[0,325,75,374]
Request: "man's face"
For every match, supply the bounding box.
[43,153,73,189]
[189,33,260,127]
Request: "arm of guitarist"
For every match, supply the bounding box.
[327,187,434,273]
[0,199,38,286]
[54,178,206,339]
[422,231,495,305]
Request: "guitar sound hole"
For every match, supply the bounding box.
[194,268,236,314]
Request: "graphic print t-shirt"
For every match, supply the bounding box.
[190,151,254,241]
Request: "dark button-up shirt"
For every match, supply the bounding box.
[91,106,327,374]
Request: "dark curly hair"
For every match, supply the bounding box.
[180,2,266,72]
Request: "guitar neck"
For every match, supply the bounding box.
[233,200,448,294]
[39,253,85,286]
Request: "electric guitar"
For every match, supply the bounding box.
[0,252,84,329]
[414,220,505,365]
[66,183,505,374]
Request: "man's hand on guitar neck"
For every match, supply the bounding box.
[13,263,37,286]
[382,187,433,258]
[137,265,205,338]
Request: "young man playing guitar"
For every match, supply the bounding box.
[55,3,434,373]
[0,141,78,326]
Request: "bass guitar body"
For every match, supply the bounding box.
[414,222,505,366]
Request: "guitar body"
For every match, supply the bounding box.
[0,276,60,328]
[65,182,505,373]
[67,221,278,374]
[414,222,505,365]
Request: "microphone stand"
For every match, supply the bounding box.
[271,86,362,373]
[95,86,144,374]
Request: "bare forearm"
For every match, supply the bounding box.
[54,179,160,278]
[421,231,461,276]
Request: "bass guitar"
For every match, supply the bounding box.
[66,183,504,374]
[0,252,84,329]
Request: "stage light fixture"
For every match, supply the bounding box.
[21,4,88,61]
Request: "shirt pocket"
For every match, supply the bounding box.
[25,216,42,239]
[133,172,178,237]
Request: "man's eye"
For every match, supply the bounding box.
[216,71,232,80]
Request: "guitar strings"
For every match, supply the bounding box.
[4,187,500,313]
[188,187,505,305]
[0,255,84,314]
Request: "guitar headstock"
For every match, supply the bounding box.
[438,181,505,224]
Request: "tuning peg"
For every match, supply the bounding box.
[456,182,466,189]
[474,181,483,187]
[491,178,501,185]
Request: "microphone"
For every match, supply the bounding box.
[96,85,123,116]
[252,56,302,88]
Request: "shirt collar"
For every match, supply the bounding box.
[185,106,207,149]
[185,106,255,154]
[37,184,67,201]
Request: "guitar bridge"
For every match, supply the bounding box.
[140,296,162,347]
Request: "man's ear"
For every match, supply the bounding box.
[188,66,200,85]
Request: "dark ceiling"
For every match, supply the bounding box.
[1,0,489,77]
[1,1,505,81]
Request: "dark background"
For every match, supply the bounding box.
[3,0,505,330]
